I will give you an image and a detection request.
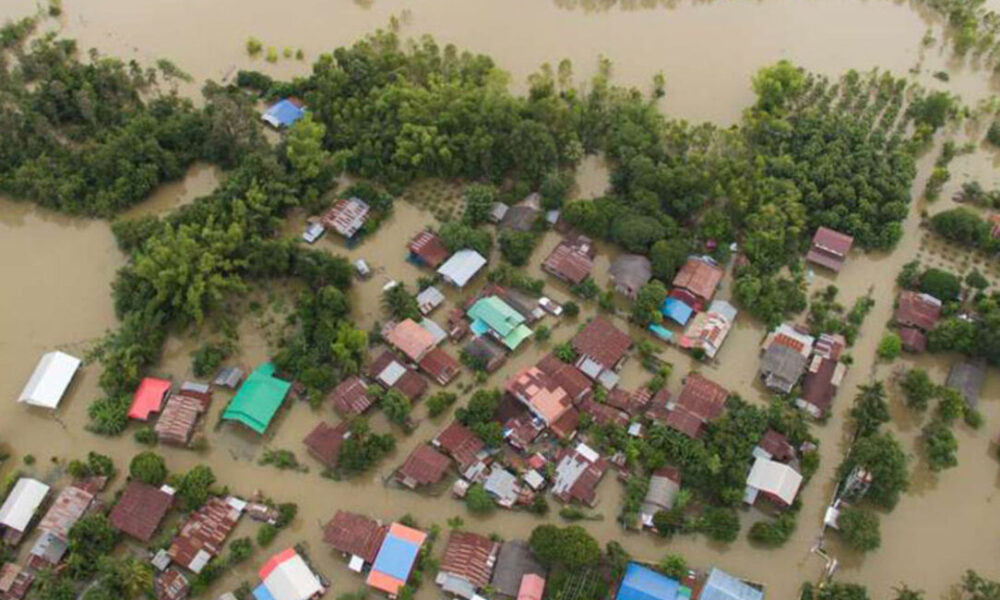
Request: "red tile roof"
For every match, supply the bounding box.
[418,347,461,386]
[303,421,351,468]
[536,354,592,402]
[506,366,573,426]
[899,326,928,353]
[806,227,854,272]
[571,317,631,371]
[757,429,795,462]
[440,531,501,589]
[895,290,942,332]
[664,408,705,439]
[109,482,173,542]
[672,258,723,303]
[328,375,373,415]
[677,373,728,421]
[167,497,241,573]
[409,231,451,269]
[579,398,629,428]
[549,407,580,440]
[396,445,451,488]
[322,510,387,564]
[129,377,171,421]
[542,238,595,285]
[434,422,485,471]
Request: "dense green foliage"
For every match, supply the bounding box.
[335,419,396,475]
[128,451,166,485]
[837,507,881,552]
[800,582,871,600]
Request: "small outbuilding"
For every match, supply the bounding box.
[700,568,763,600]
[129,377,172,421]
[805,226,854,273]
[221,363,291,435]
[609,254,652,299]
[947,360,986,409]
[261,98,305,129]
[17,351,81,409]
[438,249,488,288]
[408,231,450,269]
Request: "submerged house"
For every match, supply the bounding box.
[609,254,652,299]
[759,324,815,394]
[664,373,728,439]
[321,197,370,239]
[571,317,632,389]
[368,350,428,402]
[436,531,501,599]
[894,291,942,353]
[27,485,93,569]
[0,478,50,546]
[0,562,34,600]
[797,333,848,418]
[552,443,608,507]
[438,249,488,289]
[168,497,243,574]
[542,236,596,285]
[254,548,324,600]
[328,375,374,416]
[155,385,212,446]
[805,227,854,273]
[462,337,508,374]
[678,300,737,359]
[221,363,291,435]
[261,98,305,129]
[408,230,450,269]
[744,456,803,509]
[303,421,351,469]
[639,467,681,529]
[109,482,174,542]
[396,445,452,490]
[506,366,574,431]
[468,296,533,351]
[616,562,682,600]
[323,511,388,573]
[671,256,724,310]
[367,523,427,596]
[384,319,437,363]
[700,568,763,600]
[129,377,172,421]
[17,351,81,409]
[947,360,986,409]
[490,541,544,600]
[432,422,485,472]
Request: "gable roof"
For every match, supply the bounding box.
[418,347,461,385]
[500,205,540,232]
[408,230,450,268]
[321,197,370,238]
[109,482,173,541]
[507,366,572,426]
[221,364,291,434]
[37,485,93,539]
[664,408,705,439]
[368,523,427,594]
[518,574,546,600]
[491,541,544,598]
[700,568,763,600]
[168,497,242,574]
[542,237,595,285]
[617,563,679,600]
[571,317,631,371]
[469,296,526,337]
[672,257,723,302]
[660,298,694,326]
[0,479,50,533]
[439,531,501,589]
[894,290,942,331]
[947,360,986,408]
[677,373,728,421]
[760,344,808,393]
[369,350,428,401]
[534,354,593,403]
[323,511,387,564]
[303,421,351,468]
[328,375,373,415]
[129,377,171,421]
[397,445,451,488]
[806,227,854,272]
[552,443,608,507]
[261,99,305,128]
[155,392,211,446]
[256,548,323,600]
[438,250,487,288]
[386,319,437,362]
[757,429,795,462]
[746,456,802,506]
[433,422,485,471]
[18,351,82,409]
[609,254,652,293]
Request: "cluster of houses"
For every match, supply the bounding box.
[757,324,849,419]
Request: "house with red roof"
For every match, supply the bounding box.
[671,256,724,310]
[328,375,374,415]
[506,367,573,429]
[418,347,461,386]
[408,230,451,269]
[552,443,608,507]
[437,531,501,598]
[367,523,427,595]
[578,398,629,428]
[535,354,592,403]
[542,236,595,285]
[323,511,387,570]
[433,422,486,471]
[168,497,243,574]
[396,445,452,489]
[571,317,632,389]
[384,319,437,363]
[664,373,729,439]
[797,333,848,418]
[321,197,370,239]
[894,290,942,332]
[109,482,173,542]
[805,227,854,273]
[129,377,171,421]
[754,429,795,463]
[303,421,351,469]
[368,350,428,402]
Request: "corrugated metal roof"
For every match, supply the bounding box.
[18,351,81,409]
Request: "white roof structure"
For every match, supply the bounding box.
[18,351,82,409]
[259,551,323,600]
[0,478,50,533]
[416,286,446,315]
[437,250,487,288]
[744,456,802,506]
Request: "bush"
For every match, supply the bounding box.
[129,451,167,485]
[426,392,457,417]
[748,512,796,547]
[465,484,494,514]
[837,508,881,552]
[698,506,740,543]
[246,37,263,56]
[919,267,962,301]
[659,554,688,580]
[899,368,935,412]
[922,419,958,472]
[256,524,277,546]
[175,465,216,511]
[877,332,902,360]
[563,301,580,317]
[191,342,231,378]
[134,426,157,446]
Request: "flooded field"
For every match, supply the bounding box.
[3,0,1000,599]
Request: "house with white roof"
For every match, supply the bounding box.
[0,478,50,545]
[18,351,82,409]
[437,250,487,288]
[744,456,802,509]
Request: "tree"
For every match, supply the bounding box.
[752,60,805,113]
[650,238,689,282]
[800,582,871,600]
[463,184,496,226]
[652,508,685,537]
[528,525,601,569]
[966,269,990,290]
[499,231,539,266]
[891,586,924,600]
[426,392,457,417]
[842,433,909,509]
[438,221,492,256]
[697,506,740,543]
[563,301,580,317]
[381,389,412,427]
[919,267,962,301]
[175,465,216,511]
[465,483,494,514]
[658,554,687,579]
[848,382,890,437]
[540,171,573,210]
[922,420,959,471]
[66,515,119,579]
[286,114,334,190]
[935,387,966,423]
[837,507,881,552]
[128,451,166,485]
[877,332,902,360]
[900,368,936,411]
[961,570,1000,599]
[631,280,668,327]
[381,283,420,321]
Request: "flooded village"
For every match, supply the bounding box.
[4,2,1000,600]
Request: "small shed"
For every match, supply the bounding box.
[408,231,450,269]
[0,563,34,600]
[129,377,172,421]
[416,286,446,316]
[17,351,81,409]
[212,367,244,389]
[660,298,694,326]
[261,98,305,129]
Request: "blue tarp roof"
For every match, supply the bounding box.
[372,534,420,581]
[263,99,305,127]
[617,563,679,600]
[648,324,673,341]
[253,584,276,600]
[699,568,763,600]
[661,297,694,326]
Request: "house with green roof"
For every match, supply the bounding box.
[467,296,532,351]
[221,363,291,434]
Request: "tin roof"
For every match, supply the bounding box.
[17,351,81,409]
[109,482,173,542]
[396,445,451,488]
[303,421,351,468]
[128,377,171,421]
[542,238,595,285]
[385,319,437,362]
[438,250,488,288]
[156,393,211,446]
[491,541,544,598]
[0,479,49,533]
[671,257,723,303]
[321,197,370,238]
[571,317,631,371]
[677,373,728,421]
[328,375,373,415]
[221,363,291,435]
[409,231,450,268]
[536,354,592,402]
[439,531,500,589]
[418,347,461,386]
[894,290,942,331]
[168,497,242,574]
[37,485,93,539]
[434,422,485,471]
[323,511,387,564]
[506,366,572,426]
[805,227,854,272]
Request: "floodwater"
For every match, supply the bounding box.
[3,0,1000,599]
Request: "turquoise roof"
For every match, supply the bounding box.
[467,297,525,337]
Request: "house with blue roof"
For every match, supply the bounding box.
[699,568,763,600]
[262,98,306,128]
[616,563,682,600]
[661,297,694,326]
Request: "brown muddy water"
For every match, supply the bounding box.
[3,1,1000,599]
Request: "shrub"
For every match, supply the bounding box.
[256,524,277,546]
[837,508,881,552]
[134,426,157,446]
[877,332,902,360]
[465,484,494,514]
[129,451,167,485]
[698,506,740,543]
[246,37,263,56]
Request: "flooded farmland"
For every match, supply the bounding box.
[3,0,1000,599]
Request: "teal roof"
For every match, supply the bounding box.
[503,324,533,350]
[467,297,525,337]
[221,363,291,434]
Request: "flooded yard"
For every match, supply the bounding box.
[2,0,1000,599]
